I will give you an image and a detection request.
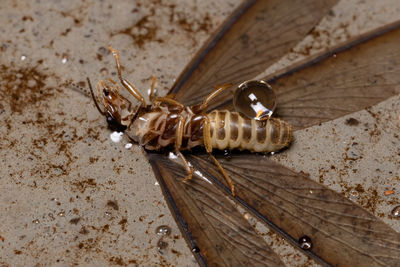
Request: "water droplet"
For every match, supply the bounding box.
[58,211,65,217]
[125,143,133,149]
[20,55,26,61]
[110,131,123,143]
[391,205,400,218]
[32,219,40,224]
[223,149,232,159]
[61,54,68,64]
[233,80,276,121]
[155,225,171,236]
[299,236,312,250]
[349,189,359,199]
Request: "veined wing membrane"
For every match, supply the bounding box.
[171,0,338,107]
[189,153,400,267]
[216,21,400,130]
[148,153,284,267]
[269,21,400,130]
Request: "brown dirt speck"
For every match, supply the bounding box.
[118,218,128,231]
[0,64,57,114]
[79,226,89,235]
[69,217,81,225]
[345,117,360,126]
[109,256,126,266]
[106,200,119,211]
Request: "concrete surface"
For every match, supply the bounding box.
[0,0,399,266]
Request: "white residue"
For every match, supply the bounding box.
[110,131,123,143]
[168,152,178,159]
[125,143,133,149]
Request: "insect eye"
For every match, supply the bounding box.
[106,113,127,132]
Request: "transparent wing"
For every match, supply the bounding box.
[145,1,400,266]
[215,21,400,129]
[188,153,400,267]
[161,18,400,267]
[148,153,284,267]
[171,0,338,107]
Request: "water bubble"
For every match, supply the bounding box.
[155,225,171,236]
[233,80,276,121]
[299,236,312,250]
[61,54,68,64]
[223,149,232,159]
[349,189,360,199]
[391,205,400,218]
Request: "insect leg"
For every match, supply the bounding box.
[203,116,235,196]
[174,115,186,151]
[200,83,232,113]
[87,78,106,115]
[109,46,147,106]
[177,151,193,183]
[175,115,193,182]
[154,97,184,109]
[149,75,157,102]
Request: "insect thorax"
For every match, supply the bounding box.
[128,105,205,151]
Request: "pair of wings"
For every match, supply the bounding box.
[147,0,400,266]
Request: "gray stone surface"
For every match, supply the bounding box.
[0,0,399,266]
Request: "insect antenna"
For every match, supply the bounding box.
[87,77,106,116]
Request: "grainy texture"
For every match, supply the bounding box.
[0,0,399,266]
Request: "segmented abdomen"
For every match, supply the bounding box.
[208,110,292,153]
